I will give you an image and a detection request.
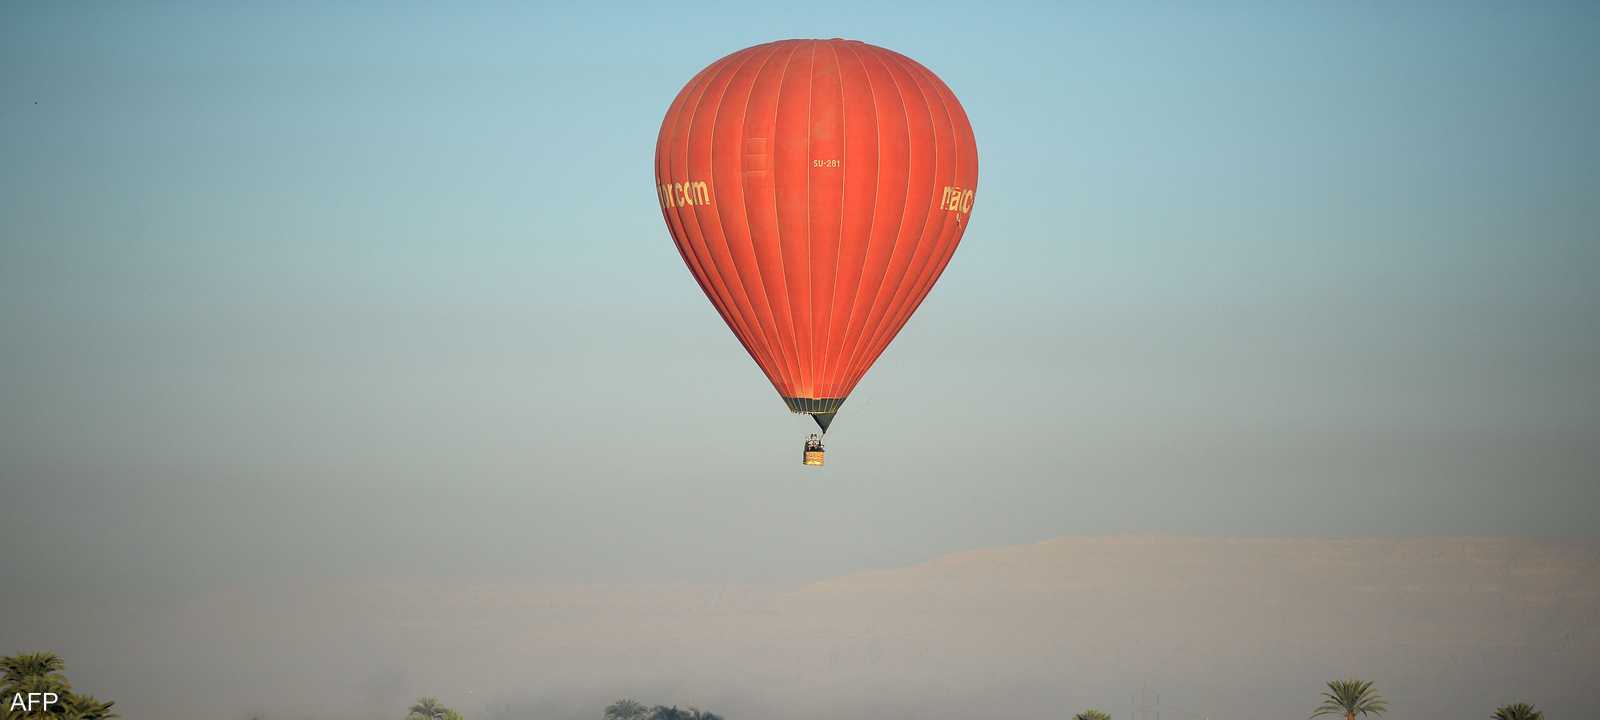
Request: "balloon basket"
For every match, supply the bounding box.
[803,434,825,466]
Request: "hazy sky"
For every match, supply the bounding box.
[3,1,1598,592]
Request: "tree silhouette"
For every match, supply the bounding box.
[1492,703,1543,720]
[1075,710,1112,720]
[605,699,649,720]
[1,652,118,719]
[646,705,722,720]
[62,694,118,720]
[1310,679,1387,720]
[407,696,454,720]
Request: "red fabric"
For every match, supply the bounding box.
[656,39,978,404]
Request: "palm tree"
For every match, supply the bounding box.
[2,652,73,720]
[606,699,650,720]
[1310,679,1388,720]
[1075,710,1112,720]
[4,671,72,700]
[1492,703,1542,720]
[0,652,122,720]
[408,697,450,720]
[1,652,70,690]
[1,653,64,676]
[63,693,118,719]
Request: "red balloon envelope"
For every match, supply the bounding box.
[655,39,978,433]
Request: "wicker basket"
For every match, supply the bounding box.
[803,450,825,466]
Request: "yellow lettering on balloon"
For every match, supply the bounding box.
[657,179,714,209]
[939,186,975,215]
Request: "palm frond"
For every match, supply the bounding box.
[1309,679,1386,718]
[1492,702,1542,720]
[606,699,649,720]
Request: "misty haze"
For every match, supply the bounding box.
[3,2,1598,720]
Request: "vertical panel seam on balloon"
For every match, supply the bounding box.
[850,51,948,383]
[802,40,816,396]
[667,53,763,377]
[765,41,805,395]
[822,40,882,396]
[818,40,863,395]
[861,60,968,391]
[865,52,944,375]
[662,66,732,344]
[727,42,798,394]
[702,44,792,393]
[740,41,799,394]
[835,46,919,393]
[818,39,848,399]
[722,42,797,395]
[851,56,962,390]
[837,52,936,390]
[678,48,776,386]
[848,55,966,392]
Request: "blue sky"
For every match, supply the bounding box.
[2,2,1597,587]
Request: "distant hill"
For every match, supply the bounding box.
[9,536,1597,720]
[772,536,1600,720]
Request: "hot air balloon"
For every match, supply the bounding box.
[654,39,978,465]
